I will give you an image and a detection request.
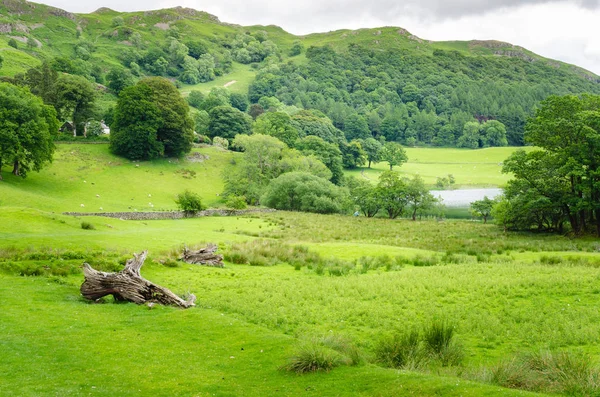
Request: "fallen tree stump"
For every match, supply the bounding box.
[181,244,224,267]
[80,250,196,308]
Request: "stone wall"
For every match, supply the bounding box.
[63,208,275,220]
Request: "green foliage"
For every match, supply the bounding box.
[208,106,252,140]
[111,78,193,160]
[379,142,407,170]
[55,74,97,135]
[376,171,408,219]
[8,38,18,49]
[405,175,436,221]
[500,94,600,235]
[175,190,206,214]
[295,135,344,184]
[341,140,367,169]
[261,172,348,213]
[470,196,497,223]
[361,137,382,168]
[346,177,381,217]
[85,120,104,137]
[225,195,247,209]
[110,84,163,160]
[253,111,298,147]
[289,40,304,56]
[187,90,205,109]
[80,221,95,230]
[0,82,58,178]
[106,67,135,94]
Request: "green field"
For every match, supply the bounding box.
[346,146,535,187]
[2,143,600,396]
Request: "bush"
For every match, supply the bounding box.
[226,195,247,209]
[212,136,229,149]
[261,172,348,214]
[8,38,18,49]
[81,221,95,230]
[175,190,206,214]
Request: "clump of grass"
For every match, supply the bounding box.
[80,221,95,230]
[423,320,464,366]
[484,350,600,394]
[374,330,428,370]
[283,334,363,374]
[282,343,343,374]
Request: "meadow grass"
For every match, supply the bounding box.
[346,146,536,187]
[179,62,256,95]
[2,143,599,395]
[0,144,237,212]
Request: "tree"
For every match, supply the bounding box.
[110,77,193,159]
[361,137,383,168]
[175,190,206,215]
[110,84,163,160]
[470,196,497,224]
[502,94,600,235]
[0,82,59,179]
[55,74,96,136]
[187,91,205,109]
[261,172,348,214]
[208,106,252,140]
[344,113,371,141]
[457,122,480,149]
[376,171,408,219]
[405,175,436,221]
[106,68,135,94]
[379,142,408,170]
[289,41,304,56]
[295,135,344,185]
[347,177,382,217]
[142,78,194,156]
[341,140,367,168]
[253,111,299,147]
[229,92,249,111]
[481,120,508,147]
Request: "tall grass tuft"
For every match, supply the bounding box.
[423,320,464,366]
[485,350,600,394]
[374,330,428,370]
[282,343,343,374]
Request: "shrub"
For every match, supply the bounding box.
[8,38,18,49]
[212,136,229,149]
[81,221,95,230]
[226,195,247,210]
[175,190,206,215]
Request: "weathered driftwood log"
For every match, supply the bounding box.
[181,244,224,267]
[80,250,196,308]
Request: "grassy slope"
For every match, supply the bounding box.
[2,144,600,395]
[0,144,234,212]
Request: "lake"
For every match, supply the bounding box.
[430,188,503,207]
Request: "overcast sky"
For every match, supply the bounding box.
[36,0,600,75]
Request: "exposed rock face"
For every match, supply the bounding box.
[470,40,513,49]
[494,50,535,62]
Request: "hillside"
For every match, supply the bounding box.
[1,0,599,149]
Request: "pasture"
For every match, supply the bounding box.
[1,143,598,396]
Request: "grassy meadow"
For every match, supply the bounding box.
[346,146,535,187]
[2,143,600,396]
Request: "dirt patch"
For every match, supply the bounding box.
[186,152,209,163]
[154,22,170,30]
[224,80,237,88]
